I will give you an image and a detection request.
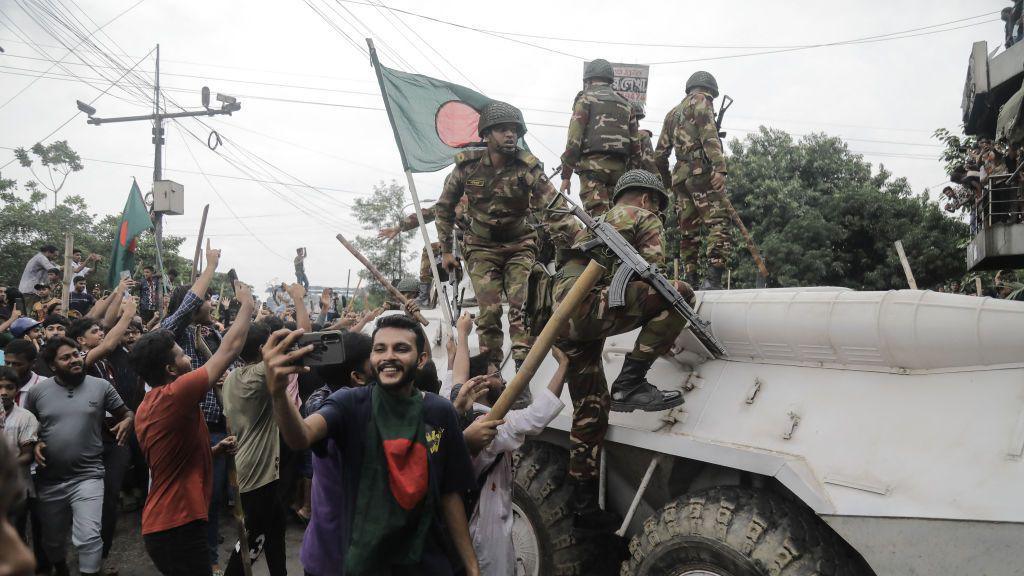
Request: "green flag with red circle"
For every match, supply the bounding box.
[107,179,152,286]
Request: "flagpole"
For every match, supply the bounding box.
[367,38,454,335]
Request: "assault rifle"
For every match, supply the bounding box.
[547,192,727,358]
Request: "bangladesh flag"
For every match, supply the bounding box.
[107,180,153,286]
[375,63,495,173]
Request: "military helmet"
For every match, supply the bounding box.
[584,59,615,82]
[396,276,420,293]
[477,101,527,137]
[685,71,719,98]
[631,102,646,120]
[612,169,669,210]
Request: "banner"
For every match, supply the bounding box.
[585,61,650,105]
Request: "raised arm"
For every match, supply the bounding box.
[101,280,127,330]
[453,311,473,385]
[654,107,678,188]
[203,282,254,385]
[263,328,326,450]
[84,298,137,368]
[286,283,311,332]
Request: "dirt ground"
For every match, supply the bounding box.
[37,506,308,576]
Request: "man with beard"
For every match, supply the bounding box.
[25,338,133,576]
[299,330,372,576]
[131,282,253,576]
[435,101,576,379]
[268,314,480,576]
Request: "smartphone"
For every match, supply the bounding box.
[227,268,238,291]
[292,330,346,367]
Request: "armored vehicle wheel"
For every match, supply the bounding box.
[621,487,872,576]
[512,441,602,576]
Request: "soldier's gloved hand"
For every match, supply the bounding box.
[559,178,571,194]
[711,172,726,191]
[441,253,461,272]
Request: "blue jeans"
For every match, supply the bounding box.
[208,431,228,565]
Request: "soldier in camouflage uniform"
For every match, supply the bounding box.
[379,193,470,306]
[654,70,733,289]
[560,59,641,216]
[436,101,576,371]
[554,169,694,528]
[632,102,659,175]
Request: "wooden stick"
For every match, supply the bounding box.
[61,233,73,313]
[975,276,983,296]
[190,204,210,283]
[894,240,918,290]
[719,193,770,279]
[485,260,605,421]
[346,277,362,312]
[336,233,428,326]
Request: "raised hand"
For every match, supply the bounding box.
[262,328,313,396]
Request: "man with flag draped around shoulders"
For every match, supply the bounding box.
[107,179,153,287]
[266,314,480,575]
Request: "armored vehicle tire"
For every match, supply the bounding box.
[621,486,872,576]
[512,441,601,576]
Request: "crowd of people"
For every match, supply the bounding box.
[944,138,1024,233]
[0,235,571,576]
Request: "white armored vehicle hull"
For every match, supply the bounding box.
[481,287,1024,576]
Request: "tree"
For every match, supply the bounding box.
[351,180,414,291]
[721,127,969,290]
[14,140,83,208]
[1,145,188,289]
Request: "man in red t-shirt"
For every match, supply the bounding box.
[131,249,254,576]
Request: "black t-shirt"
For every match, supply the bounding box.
[315,384,476,575]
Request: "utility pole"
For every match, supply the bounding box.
[76,44,241,307]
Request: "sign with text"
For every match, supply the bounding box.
[584,61,650,105]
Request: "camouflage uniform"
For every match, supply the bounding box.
[655,92,733,276]
[560,85,640,216]
[638,128,658,174]
[436,147,576,364]
[554,204,690,481]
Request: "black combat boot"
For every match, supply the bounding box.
[416,282,433,308]
[511,357,532,409]
[701,265,724,290]
[570,477,620,532]
[610,356,684,413]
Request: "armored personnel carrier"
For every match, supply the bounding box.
[444,287,1024,576]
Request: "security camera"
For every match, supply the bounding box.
[76,100,96,116]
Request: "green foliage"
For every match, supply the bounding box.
[351,180,414,291]
[933,127,975,175]
[1,146,188,289]
[723,127,969,290]
[14,140,84,207]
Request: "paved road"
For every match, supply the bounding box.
[51,507,309,575]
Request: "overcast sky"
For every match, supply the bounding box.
[0,0,1006,289]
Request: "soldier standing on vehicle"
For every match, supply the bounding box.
[560,59,641,216]
[655,71,733,289]
[632,102,659,175]
[436,101,576,374]
[554,169,693,528]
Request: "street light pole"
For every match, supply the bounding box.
[77,44,241,308]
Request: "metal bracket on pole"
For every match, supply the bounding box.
[616,455,664,537]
